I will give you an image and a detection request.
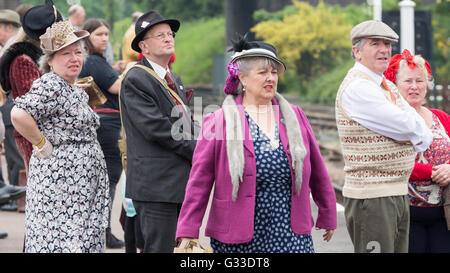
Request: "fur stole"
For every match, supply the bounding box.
[0,42,42,92]
[222,93,307,201]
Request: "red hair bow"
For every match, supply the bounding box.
[384,49,431,83]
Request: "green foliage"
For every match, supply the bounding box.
[133,0,223,22]
[110,17,132,58]
[171,16,225,85]
[304,57,354,104]
[253,5,298,23]
[327,3,371,25]
[431,1,450,83]
[252,1,352,91]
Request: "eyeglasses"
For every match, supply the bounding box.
[143,31,176,41]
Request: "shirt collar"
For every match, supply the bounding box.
[145,57,170,80]
[354,62,384,85]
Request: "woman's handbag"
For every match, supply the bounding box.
[173,238,213,253]
[76,76,107,107]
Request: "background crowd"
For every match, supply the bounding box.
[0,0,448,254]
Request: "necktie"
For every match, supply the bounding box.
[164,72,180,105]
[165,72,176,92]
[165,72,189,123]
[381,79,397,104]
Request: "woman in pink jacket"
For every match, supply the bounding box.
[175,36,337,253]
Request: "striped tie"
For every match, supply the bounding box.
[165,72,189,123]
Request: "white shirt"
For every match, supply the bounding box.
[341,62,433,152]
[145,57,170,83]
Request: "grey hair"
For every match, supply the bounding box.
[235,56,282,95]
[39,40,87,74]
[351,38,367,59]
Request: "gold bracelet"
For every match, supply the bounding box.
[34,135,45,147]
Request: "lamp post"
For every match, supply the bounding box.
[399,0,416,54]
[373,0,382,21]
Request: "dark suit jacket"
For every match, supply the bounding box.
[120,58,198,203]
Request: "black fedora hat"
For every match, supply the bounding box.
[131,10,180,53]
[21,0,63,41]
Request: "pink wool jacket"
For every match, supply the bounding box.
[176,95,337,244]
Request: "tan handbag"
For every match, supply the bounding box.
[173,239,213,253]
[77,76,107,107]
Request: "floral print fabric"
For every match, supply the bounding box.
[409,113,450,207]
[14,72,110,252]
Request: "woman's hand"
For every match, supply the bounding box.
[113,60,126,74]
[33,137,53,159]
[431,164,450,187]
[316,227,334,242]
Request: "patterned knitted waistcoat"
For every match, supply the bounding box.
[335,68,416,199]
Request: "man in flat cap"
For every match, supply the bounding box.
[119,10,197,253]
[0,9,21,55]
[335,20,433,253]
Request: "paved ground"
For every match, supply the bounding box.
[0,176,353,253]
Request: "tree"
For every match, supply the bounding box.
[251,0,352,90]
[432,1,449,83]
[134,0,223,22]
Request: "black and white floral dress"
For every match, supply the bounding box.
[14,72,110,253]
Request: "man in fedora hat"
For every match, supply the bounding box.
[119,10,198,253]
[335,20,433,253]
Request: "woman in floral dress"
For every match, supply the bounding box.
[10,21,110,253]
[385,49,450,253]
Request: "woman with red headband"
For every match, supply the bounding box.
[385,49,450,253]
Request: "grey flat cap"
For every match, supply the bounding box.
[351,20,398,45]
[0,9,21,27]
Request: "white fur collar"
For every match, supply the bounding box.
[222,93,307,201]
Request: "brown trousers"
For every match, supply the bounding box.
[344,195,410,253]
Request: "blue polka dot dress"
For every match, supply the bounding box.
[210,111,314,253]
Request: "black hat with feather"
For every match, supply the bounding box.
[229,33,286,73]
[223,34,286,95]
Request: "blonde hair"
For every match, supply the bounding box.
[397,54,434,90]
